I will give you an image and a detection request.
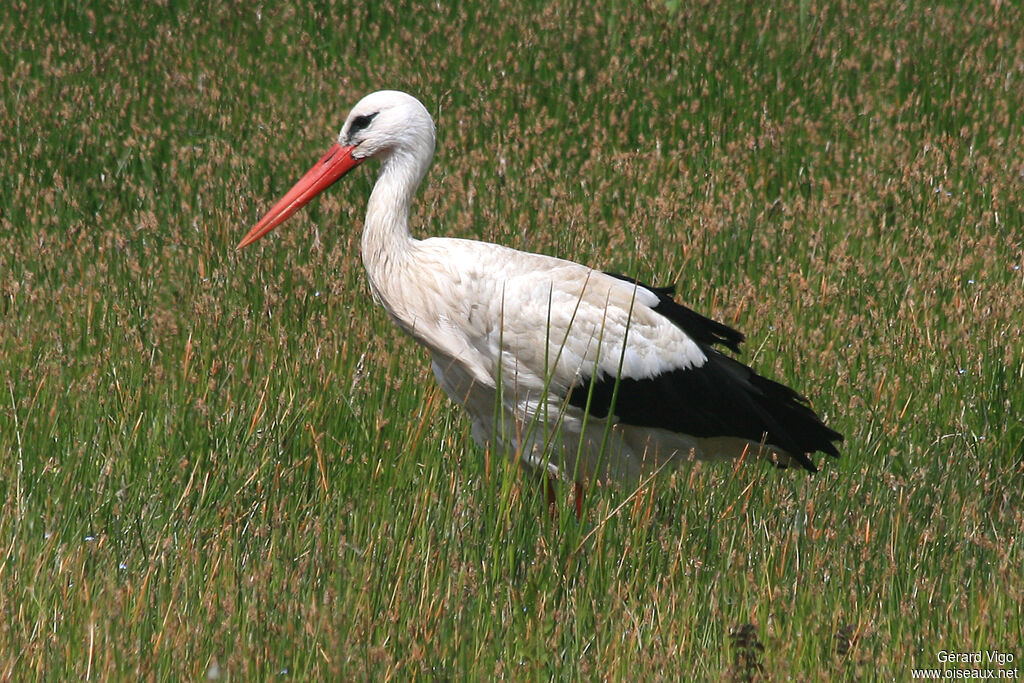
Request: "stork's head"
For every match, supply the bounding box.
[237,90,435,249]
[341,90,435,162]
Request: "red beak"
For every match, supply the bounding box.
[237,142,363,249]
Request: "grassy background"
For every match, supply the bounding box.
[2,0,1022,678]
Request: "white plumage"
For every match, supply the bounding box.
[238,90,841,487]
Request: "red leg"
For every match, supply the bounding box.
[545,476,585,520]
[546,474,558,513]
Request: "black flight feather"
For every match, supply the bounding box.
[603,272,745,353]
[567,273,843,471]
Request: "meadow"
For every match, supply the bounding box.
[1,0,1021,679]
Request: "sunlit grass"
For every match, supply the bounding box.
[1,0,1022,678]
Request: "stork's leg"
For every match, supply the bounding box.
[545,475,585,520]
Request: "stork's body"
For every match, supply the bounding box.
[239,90,842,486]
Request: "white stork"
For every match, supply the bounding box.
[237,90,842,498]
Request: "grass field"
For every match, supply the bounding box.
[2,0,1022,679]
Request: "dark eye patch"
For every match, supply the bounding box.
[349,112,378,134]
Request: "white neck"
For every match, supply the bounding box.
[360,141,434,304]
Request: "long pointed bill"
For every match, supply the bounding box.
[237,142,363,249]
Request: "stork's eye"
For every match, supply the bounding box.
[350,112,378,134]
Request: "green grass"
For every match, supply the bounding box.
[2,0,1022,678]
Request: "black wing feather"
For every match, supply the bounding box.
[568,273,843,471]
[604,272,745,353]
